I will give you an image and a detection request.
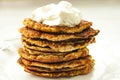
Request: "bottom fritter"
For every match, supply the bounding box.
[17,55,94,78]
[23,62,94,78]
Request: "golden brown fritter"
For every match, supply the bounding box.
[18,55,94,78]
[18,57,94,73]
[18,55,94,71]
[18,48,89,63]
[22,37,95,52]
[22,36,95,52]
[18,55,93,70]
[23,65,94,78]
[19,27,99,41]
[23,18,92,33]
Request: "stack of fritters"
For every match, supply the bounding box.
[18,18,99,78]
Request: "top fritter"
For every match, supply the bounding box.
[23,1,92,33]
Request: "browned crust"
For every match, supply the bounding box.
[19,27,99,41]
[22,37,95,52]
[18,48,89,63]
[23,18,92,33]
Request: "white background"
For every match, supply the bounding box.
[0,0,120,80]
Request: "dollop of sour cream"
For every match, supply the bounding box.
[32,1,82,27]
